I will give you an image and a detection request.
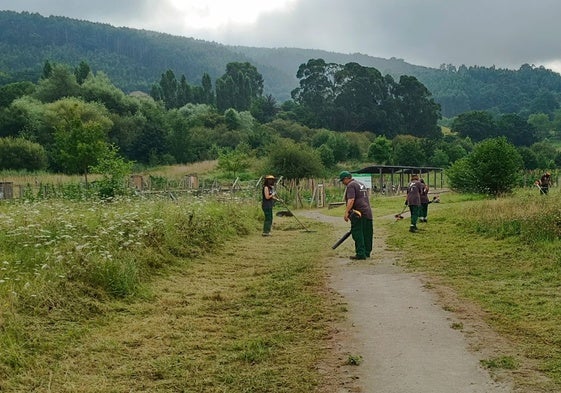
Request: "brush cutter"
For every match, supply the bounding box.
[332,230,352,249]
[275,198,315,232]
[332,210,361,249]
[535,181,546,194]
[394,203,408,220]
[395,195,440,221]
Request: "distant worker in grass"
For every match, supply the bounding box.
[406,174,422,233]
[339,171,373,260]
[261,175,278,236]
[419,178,430,223]
[537,172,551,195]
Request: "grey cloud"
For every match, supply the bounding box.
[218,0,561,69]
[2,0,561,70]
[0,0,177,29]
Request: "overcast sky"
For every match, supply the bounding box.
[1,0,561,73]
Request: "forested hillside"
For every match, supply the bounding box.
[0,10,293,98]
[2,10,561,118]
[235,46,561,118]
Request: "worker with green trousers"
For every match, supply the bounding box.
[339,171,373,260]
[262,175,277,236]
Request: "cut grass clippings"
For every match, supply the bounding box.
[0,199,337,392]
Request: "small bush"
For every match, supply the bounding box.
[0,137,48,171]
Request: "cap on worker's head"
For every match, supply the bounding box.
[338,171,352,182]
[546,172,551,176]
[265,175,275,179]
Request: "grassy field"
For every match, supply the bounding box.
[382,188,561,391]
[0,195,341,392]
[2,183,561,391]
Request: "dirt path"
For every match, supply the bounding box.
[302,211,514,393]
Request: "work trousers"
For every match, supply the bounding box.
[409,205,421,227]
[262,207,273,234]
[351,217,373,258]
[420,203,429,219]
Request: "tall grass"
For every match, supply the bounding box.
[0,196,255,302]
[0,195,337,392]
[0,170,94,184]
[462,190,561,242]
[0,196,257,384]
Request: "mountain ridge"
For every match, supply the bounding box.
[1,10,561,117]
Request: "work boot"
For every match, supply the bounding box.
[409,226,417,233]
[349,255,366,260]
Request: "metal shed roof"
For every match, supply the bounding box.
[352,164,444,174]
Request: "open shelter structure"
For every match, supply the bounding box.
[352,164,444,194]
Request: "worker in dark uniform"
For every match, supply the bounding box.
[406,174,422,232]
[538,172,551,195]
[339,171,373,260]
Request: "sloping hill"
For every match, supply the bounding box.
[0,11,275,93]
[2,10,561,117]
[0,11,437,102]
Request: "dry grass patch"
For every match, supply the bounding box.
[146,161,219,179]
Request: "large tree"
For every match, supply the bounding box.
[395,75,442,139]
[81,71,139,115]
[392,135,426,166]
[0,137,48,171]
[367,135,393,164]
[52,119,111,182]
[216,62,264,112]
[74,60,91,85]
[291,59,338,128]
[33,63,80,103]
[332,62,388,131]
[496,113,536,147]
[0,81,36,108]
[46,97,113,179]
[451,111,497,142]
[291,59,441,136]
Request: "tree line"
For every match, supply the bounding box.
[0,56,560,197]
[3,10,561,121]
[425,63,561,118]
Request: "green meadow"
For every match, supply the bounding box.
[0,186,561,392]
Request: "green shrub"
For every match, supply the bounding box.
[0,137,48,171]
[447,137,523,196]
